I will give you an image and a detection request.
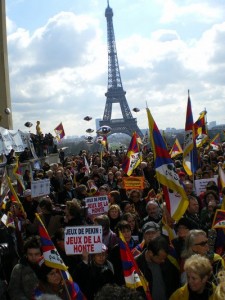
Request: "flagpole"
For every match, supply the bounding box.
[59,270,72,300]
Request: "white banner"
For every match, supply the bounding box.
[31,179,50,197]
[194,177,218,196]
[84,196,109,216]
[8,130,25,153]
[65,226,102,255]
[0,127,14,154]
[0,127,30,155]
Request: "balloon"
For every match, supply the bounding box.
[24,122,33,128]
[96,126,111,135]
[86,128,94,133]
[84,116,92,121]
[85,136,93,141]
[4,108,11,114]
[133,107,140,112]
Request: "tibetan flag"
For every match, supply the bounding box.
[6,176,25,214]
[122,132,141,176]
[13,156,25,195]
[6,211,15,229]
[36,213,67,270]
[183,92,199,176]
[119,231,152,300]
[61,270,86,300]
[194,110,207,136]
[212,210,225,229]
[146,107,189,221]
[170,138,183,158]
[210,133,220,151]
[54,122,65,141]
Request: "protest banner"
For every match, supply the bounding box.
[84,196,109,216]
[194,177,218,196]
[123,176,144,190]
[31,179,50,197]
[64,225,102,255]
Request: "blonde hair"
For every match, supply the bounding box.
[214,271,225,300]
[184,254,212,279]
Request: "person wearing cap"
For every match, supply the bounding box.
[136,236,180,300]
[74,244,115,299]
[171,217,192,260]
[8,236,42,300]
[132,221,161,258]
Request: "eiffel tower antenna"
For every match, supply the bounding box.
[100,2,143,137]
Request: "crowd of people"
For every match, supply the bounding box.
[0,140,225,299]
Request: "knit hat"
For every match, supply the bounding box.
[142,221,160,234]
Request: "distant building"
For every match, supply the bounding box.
[95,118,101,131]
[208,121,216,129]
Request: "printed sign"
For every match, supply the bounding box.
[65,225,102,255]
[123,176,144,190]
[84,196,109,216]
[31,179,50,197]
[194,177,218,196]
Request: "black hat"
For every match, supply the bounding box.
[142,221,160,234]
[175,217,192,230]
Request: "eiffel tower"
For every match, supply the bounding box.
[99,1,143,138]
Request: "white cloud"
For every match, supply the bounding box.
[5,1,225,137]
[158,0,224,24]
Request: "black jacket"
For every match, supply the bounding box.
[136,249,180,299]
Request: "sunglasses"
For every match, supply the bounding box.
[194,240,208,247]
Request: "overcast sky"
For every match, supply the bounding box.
[5,0,225,137]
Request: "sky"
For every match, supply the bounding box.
[5,0,225,137]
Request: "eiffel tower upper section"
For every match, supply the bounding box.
[99,1,143,138]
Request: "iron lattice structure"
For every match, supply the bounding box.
[99,2,143,138]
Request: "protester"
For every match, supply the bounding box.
[34,261,83,300]
[94,214,118,252]
[108,221,138,285]
[94,284,145,300]
[8,235,42,300]
[75,244,115,299]
[107,204,121,232]
[182,229,224,284]
[136,235,180,300]
[169,254,216,300]
[140,200,162,227]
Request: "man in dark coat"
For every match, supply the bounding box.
[136,236,180,300]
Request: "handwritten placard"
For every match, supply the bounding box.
[84,196,109,216]
[194,177,218,196]
[31,179,50,197]
[123,176,144,190]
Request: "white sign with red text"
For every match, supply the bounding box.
[84,196,109,216]
[64,225,102,255]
